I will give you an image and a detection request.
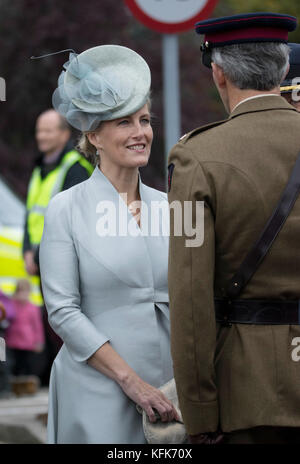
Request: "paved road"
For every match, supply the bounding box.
[0,388,48,443]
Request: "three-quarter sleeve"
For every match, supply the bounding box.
[39,190,110,363]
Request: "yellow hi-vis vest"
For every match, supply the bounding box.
[26,150,93,246]
[0,226,43,306]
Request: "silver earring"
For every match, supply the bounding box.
[96,150,99,156]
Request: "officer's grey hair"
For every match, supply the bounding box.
[211,42,290,91]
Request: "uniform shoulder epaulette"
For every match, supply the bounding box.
[179,118,229,144]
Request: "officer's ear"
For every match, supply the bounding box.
[211,62,226,89]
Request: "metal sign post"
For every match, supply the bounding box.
[124,0,219,184]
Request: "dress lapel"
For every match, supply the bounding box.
[73,166,154,288]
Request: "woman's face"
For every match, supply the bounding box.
[92,103,153,169]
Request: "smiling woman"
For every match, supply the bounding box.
[77,99,152,168]
[78,99,152,165]
[89,104,152,164]
[39,44,177,444]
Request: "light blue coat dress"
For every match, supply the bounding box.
[39,166,173,444]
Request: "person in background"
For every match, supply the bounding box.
[5,279,45,395]
[280,43,300,111]
[23,109,93,274]
[0,302,5,321]
[23,109,94,386]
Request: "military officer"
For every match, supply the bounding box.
[168,12,300,444]
[281,43,300,111]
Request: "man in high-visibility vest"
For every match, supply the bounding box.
[23,109,93,385]
[23,109,93,273]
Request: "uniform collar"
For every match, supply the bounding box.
[229,94,297,119]
[231,94,279,113]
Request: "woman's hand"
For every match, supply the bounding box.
[87,342,180,423]
[119,372,181,423]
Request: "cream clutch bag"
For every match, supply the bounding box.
[136,378,188,444]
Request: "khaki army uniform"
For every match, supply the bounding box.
[168,95,300,436]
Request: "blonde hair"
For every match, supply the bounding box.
[76,98,152,166]
[77,133,98,166]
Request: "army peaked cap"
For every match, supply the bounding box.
[195,12,297,68]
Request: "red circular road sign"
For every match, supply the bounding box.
[125,0,219,34]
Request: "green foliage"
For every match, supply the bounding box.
[226,0,300,41]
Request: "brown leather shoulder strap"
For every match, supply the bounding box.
[227,150,300,299]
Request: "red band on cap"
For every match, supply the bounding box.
[206,26,288,44]
[200,15,295,28]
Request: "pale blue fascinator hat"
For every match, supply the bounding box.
[51,45,151,132]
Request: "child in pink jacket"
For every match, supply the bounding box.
[5,279,45,377]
